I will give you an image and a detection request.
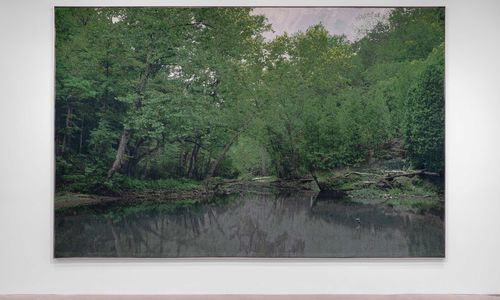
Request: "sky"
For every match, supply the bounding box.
[252,8,392,41]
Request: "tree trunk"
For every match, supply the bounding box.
[187,144,197,178]
[180,149,189,176]
[106,64,154,178]
[192,145,201,178]
[107,128,130,178]
[367,149,375,164]
[79,116,84,154]
[61,106,72,153]
[187,139,201,178]
[206,114,255,179]
[178,149,185,176]
[260,146,267,176]
[310,171,321,190]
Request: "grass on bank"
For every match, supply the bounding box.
[120,177,201,192]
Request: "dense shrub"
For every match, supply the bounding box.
[405,44,445,173]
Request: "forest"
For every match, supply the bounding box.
[55,7,444,204]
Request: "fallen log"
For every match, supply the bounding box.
[385,170,440,181]
[310,168,442,193]
[344,171,379,177]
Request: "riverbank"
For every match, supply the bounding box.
[56,173,443,218]
[56,155,443,217]
[55,189,209,210]
[314,159,444,217]
[55,177,308,210]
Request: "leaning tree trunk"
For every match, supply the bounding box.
[107,129,130,178]
[187,141,200,178]
[106,63,155,178]
[205,114,255,180]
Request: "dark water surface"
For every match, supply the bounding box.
[55,191,444,257]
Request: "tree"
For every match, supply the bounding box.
[405,44,445,173]
[54,7,445,194]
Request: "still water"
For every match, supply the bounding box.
[55,191,444,258]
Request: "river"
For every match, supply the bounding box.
[54,190,444,258]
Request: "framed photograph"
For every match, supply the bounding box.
[54,7,445,258]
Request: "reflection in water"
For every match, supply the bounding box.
[55,191,444,257]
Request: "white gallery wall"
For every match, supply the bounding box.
[1,0,499,295]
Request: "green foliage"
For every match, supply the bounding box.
[405,44,445,173]
[119,178,201,191]
[229,136,270,176]
[58,163,118,195]
[54,7,445,193]
[355,8,444,67]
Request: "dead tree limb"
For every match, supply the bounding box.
[344,171,379,177]
[385,170,440,181]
